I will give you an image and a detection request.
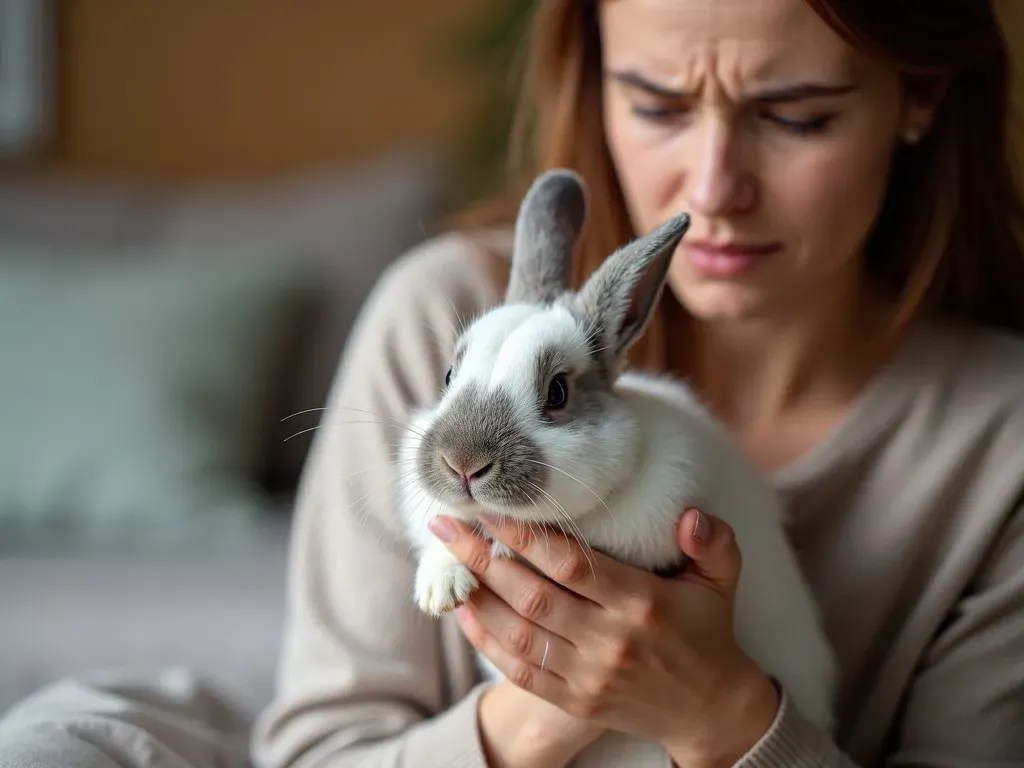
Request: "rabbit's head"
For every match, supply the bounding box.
[409,169,690,523]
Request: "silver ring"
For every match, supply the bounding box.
[540,636,550,672]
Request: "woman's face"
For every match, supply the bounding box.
[600,0,931,323]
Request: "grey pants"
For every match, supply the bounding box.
[0,667,252,768]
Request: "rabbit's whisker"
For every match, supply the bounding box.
[283,418,427,443]
[280,406,329,421]
[525,459,612,522]
[525,481,597,577]
[334,406,429,437]
[522,487,575,556]
[281,405,428,437]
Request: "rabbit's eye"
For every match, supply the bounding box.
[445,367,453,388]
[546,374,568,410]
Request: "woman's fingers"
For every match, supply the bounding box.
[675,508,743,597]
[427,514,588,642]
[465,583,577,674]
[455,598,574,703]
[477,513,639,607]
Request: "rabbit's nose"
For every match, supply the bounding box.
[441,453,493,482]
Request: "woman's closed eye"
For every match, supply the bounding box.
[630,102,688,122]
[761,111,835,135]
[629,101,835,135]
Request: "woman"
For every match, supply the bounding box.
[252,0,1024,766]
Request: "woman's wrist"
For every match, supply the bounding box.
[662,660,781,768]
[477,680,604,768]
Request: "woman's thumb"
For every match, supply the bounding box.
[676,507,742,595]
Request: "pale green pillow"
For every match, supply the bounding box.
[0,251,310,550]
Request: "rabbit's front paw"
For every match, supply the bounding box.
[415,549,478,617]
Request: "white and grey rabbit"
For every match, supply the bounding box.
[395,168,838,731]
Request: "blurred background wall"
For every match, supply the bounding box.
[33,1,491,183]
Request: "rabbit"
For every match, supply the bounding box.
[394,168,838,732]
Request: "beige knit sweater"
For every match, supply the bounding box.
[250,232,1024,767]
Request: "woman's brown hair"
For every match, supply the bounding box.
[453,0,1024,371]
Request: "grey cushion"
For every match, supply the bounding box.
[0,253,311,549]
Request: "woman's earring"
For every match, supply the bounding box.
[903,127,923,145]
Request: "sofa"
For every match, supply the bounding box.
[0,148,451,719]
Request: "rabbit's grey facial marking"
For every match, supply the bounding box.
[532,342,610,429]
[584,323,615,385]
[571,310,616,385]
[533,346,562,416]
[418,381,544,510]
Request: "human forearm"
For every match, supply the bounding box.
[663,678,864,768]
[477,681,604,768]
[661,667,781,767]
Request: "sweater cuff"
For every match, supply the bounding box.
[734,682,852,768]
[401,682,492,768]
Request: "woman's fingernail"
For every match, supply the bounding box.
[478,513,502,526]
[428,516,457,543]
[692,509,710,542]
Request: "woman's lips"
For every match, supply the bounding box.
[682,240,781,278]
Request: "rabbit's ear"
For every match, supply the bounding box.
[576,212,691,361]
[506,169,587,304]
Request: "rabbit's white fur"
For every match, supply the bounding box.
[394,169,838,733]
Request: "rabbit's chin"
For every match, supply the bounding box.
[420,488,590,527]
[407,475,600,538]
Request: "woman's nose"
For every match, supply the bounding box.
[686,118,757,217]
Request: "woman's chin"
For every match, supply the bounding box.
[671,282,771,323]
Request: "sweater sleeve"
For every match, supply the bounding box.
[738,501,1024,767]
[250,236,504,768]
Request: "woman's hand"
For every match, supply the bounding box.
[428,509,781,767]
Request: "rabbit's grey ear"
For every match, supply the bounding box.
[575,212,691,362]
[506,169,587,304]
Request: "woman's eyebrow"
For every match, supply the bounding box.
[748,82,858,103]
[606,69,690,99]
[606,69,858,102]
